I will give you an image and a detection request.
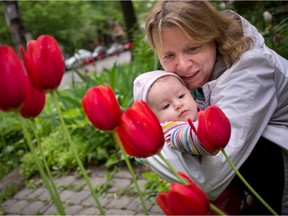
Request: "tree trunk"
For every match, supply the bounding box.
[119,0,138,42]
[3,0,27,57]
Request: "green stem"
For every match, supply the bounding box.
[221,149,278,215]
[0,116,6,147]
[30,119,65,214]
[210,203,226,215]
[157,153,187,185]
[112,130,149,215]
[50,92,105,215]
[18,115,66,215]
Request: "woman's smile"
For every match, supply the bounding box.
[180,70,200,82]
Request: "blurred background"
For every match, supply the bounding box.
[1,1,152,65]
[1,1,287,60]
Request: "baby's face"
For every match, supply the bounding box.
[147,76,198,122]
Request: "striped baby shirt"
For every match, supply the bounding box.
[162,121,216,156]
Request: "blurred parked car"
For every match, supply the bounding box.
[106,43,124,56]
[92,45,106,60]
[64,55,81,70]
[64,49,94,70]
[123,42,133,51]
[75,49,94,64]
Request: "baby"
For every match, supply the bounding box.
[133,70,214,155]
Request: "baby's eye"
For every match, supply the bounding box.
[179,94,185,99]
[162,104,170,110]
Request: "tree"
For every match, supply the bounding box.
[0,4,12,46]
[19,1,97,54]
[2,0,27,56]
[120,0,139,42]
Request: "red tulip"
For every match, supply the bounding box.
[0,45,26,111]
[116,101,164,158]
[21,35,64,92]
[197,106,231,151]
[157,172,210,215]
[20,75,46,119]
[82,84,122,131]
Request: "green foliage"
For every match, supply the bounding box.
[20,122,116,180]
[0,1,157,54]
[0,4,13,46]
[0,1,153,54]
[0,112,26,179]
[261,17,288,58]
[19,92,118,180]
[0,183,19,201]
[219,1,288,59]
[142,171,169,202]
[131,33,160,71]
[18,1,126,53]
[0,205,4,216]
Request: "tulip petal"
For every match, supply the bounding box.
[198,111,213,149]
[198,106,231,151]
[157,172,210,215]
[168,190,206,215]
[156,192,174,215]
[205,106,231,148]
[82,84,122,131]
[117,101,164,158]
[117,124,150,158]
[22,35,64,92]
[20,75,46,119]
[122,109,163,154]
[0,46,26,111]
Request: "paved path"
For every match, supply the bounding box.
[1,165,164,215]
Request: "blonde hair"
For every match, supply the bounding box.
[145,1,253,66]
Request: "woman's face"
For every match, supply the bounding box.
[159,26,217,89]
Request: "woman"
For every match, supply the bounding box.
[143,1,288,214]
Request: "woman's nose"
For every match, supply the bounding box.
[176,55,192,74]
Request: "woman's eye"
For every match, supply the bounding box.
[163,53,174,60]
[186,46,200,53]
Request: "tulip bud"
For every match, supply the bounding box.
[82,84,122,131]
[197,106,231,151]
[117,101,164,158]
[0,46,26,111]
[157,172,210,215]
[21,35,65,92]
[20,75,46,119]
